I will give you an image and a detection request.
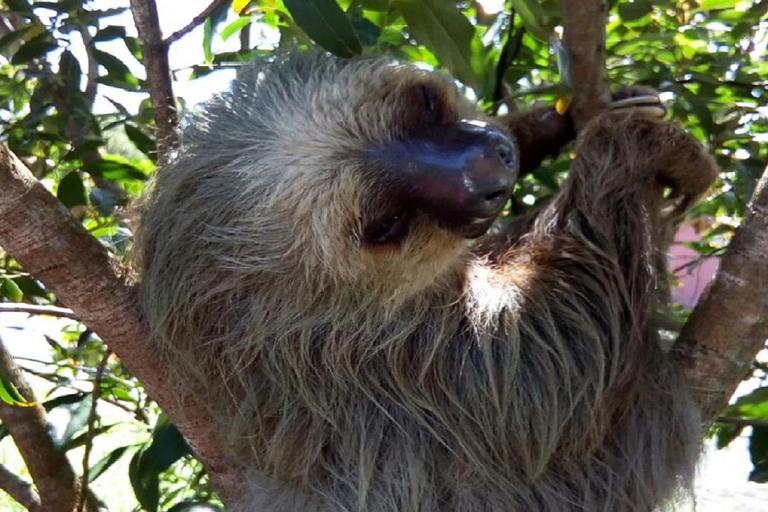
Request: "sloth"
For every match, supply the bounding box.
[134,52,718,511]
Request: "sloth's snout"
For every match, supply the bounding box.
[370,121,519,238]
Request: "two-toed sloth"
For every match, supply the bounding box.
[135,53,717,511]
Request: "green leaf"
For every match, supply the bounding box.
[618,0,652,21]
[203,17,214,64]
[130,448,160,512]
[712,421,744,449]
[58,50,83,102]
[0,366,33,407]
[89,445,135,483]
[698,0,740,10]
[129,415,192,512]
[394,0,482,88]
[352,18,381,47]
[284,0,363,57]
[510,0,550,41]
[11,32,58,64]
[85,157,147,181]
[43,393,88,412]
[93,49,136,83]
[124,123,156,159]
[749,426,768,483]
[3,0,33,16]
[0,26,32,55]
[59,394,93,449]
[221,16,252,41]
[11,276,46,300]
[93,25,127,42]
[0,278,23,302]
[63,140,104,162]
[57,171,88,208]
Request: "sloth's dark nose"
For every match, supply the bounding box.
[370,121,519,238]
[464,130,518,218]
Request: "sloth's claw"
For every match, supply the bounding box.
[609,91,667,119]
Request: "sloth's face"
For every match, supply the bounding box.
[223,55,520,295]
[305,65,519,295]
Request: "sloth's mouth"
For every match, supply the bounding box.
[456,216,498,239]
[363,210,499,246]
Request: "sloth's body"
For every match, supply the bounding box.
[135,54,716,511]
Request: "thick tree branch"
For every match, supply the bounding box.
[163,0,230,46]
[675,164,768,423]
[0,144,243,505]
[129,0,180,165]
[0,335,81,511]
[560,0,611,130]
[0,462,41,512]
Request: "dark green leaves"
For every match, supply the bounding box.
[749,426,768,483]
[129,415,192,512]
[284,0,362,57]
[57,171,88,209]
[394,0,483,89]
[11,32,57,64]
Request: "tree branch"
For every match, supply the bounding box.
[560,0,611,129]
[0,462,41,512]
[0,303,79,320]
[163,0,230,46]
[0,143,243,505]
[675,163,768,423]
[716,416,768,429]
[0,335,81,511]
[129,0,180,165]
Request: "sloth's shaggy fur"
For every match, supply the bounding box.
[134,53,717,511]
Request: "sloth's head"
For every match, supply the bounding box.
[147,53,519,300]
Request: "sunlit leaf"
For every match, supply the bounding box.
[698,0,741,10]
[221,16,252,41]
[0,367,35,407]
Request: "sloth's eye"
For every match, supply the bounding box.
[420,85,439,115]
[364,213,409,245]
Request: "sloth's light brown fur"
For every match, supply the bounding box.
[134,53,717,511]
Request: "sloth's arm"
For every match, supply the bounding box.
[497,107,575,177]
[526,112,717,317]
[497,87,667,178]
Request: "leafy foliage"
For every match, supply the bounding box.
[0,0,766,509]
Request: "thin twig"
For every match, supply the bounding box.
[716,416,768,429]
[130,0,180,165]
[0,303,79,320]
[163,0,230,46]
[77,350,111,512]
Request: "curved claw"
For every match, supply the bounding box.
[609,95,667,119]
